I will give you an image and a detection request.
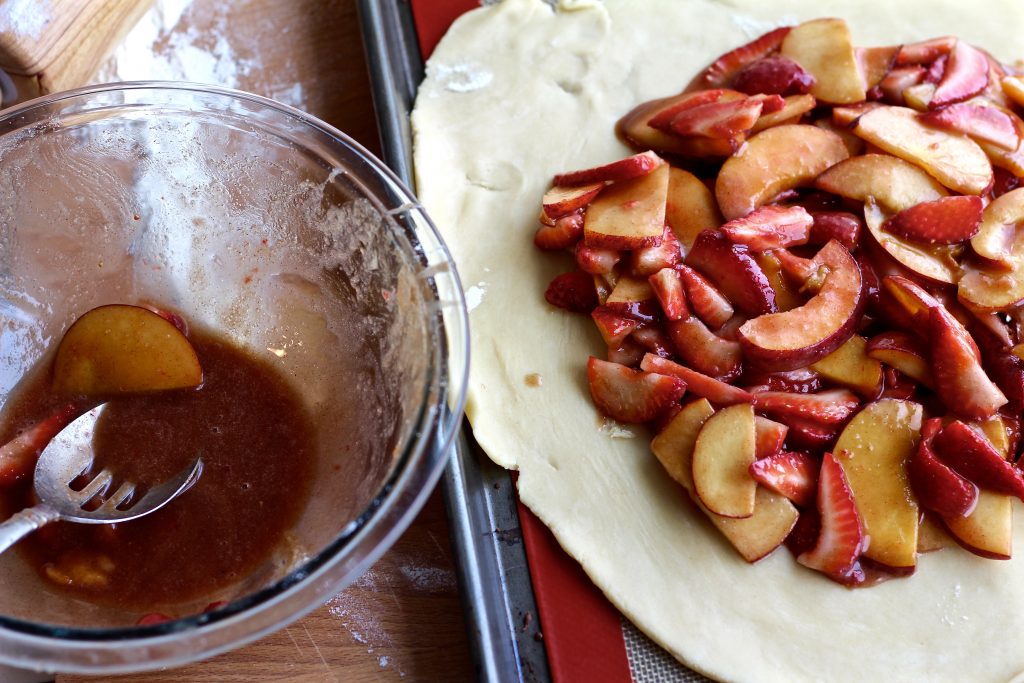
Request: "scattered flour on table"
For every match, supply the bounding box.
[94,0,306,109]
[0,0,51,43]
[325,554,455,676]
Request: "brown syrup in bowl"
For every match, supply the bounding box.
[0,326,316,609]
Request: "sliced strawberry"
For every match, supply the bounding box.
[971,317,1024,413]
[697,26,792,87]
[574,241,620,275]
[646,89,737,132]
[668,98,764,149]
[797,452,866,585]
[0,402,87,487]
[929,40,990,109]
[714,314,747,342]
[742,367,823,394]
[607,338,646,367]
[929,305,1008,420]
[921,104,1020,151]
[731,55,815,96]
[640,353,753,406]
[685,230,776,317]
[773,249,821,291]
[993,167,1022,197]
[808,211,861,251]
[587,357,686,424]
[895,36,956,66]
[755,415,789,459]
[720,205,812,250]
[933,420,1024,500]
[630,226,681,277]
[631,324,674,358]
[883,195,983,244]
[924,54,949,84]
[542,183,604,219]
[753,389,860,425]
[750,450,818,507]
[553,151,661,186]
[878,366,918,400]
[648,268,689,321]
[785,416,842,453]
[545,271,598,313]
[909,418,979,518]
[535,212,584,250]
[878,66,925,105]
[591,306,639,347]
[749,92,787,114]
[785,505,821,557]
[676,263,734,329]
[666,316,743,381]
[880,275,941,330]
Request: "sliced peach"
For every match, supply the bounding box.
[715,124,849,220]
[814,153,947,213]
[751,94,816,133]
[866,331,933,387]
[542,183,604,219]
[52,305,203,396]
[779,18,865,104]
[918,513,952,553]
[852,106,993,195]
[809,334,883,398]
[651,398,715,492]
[834,399,923,570]
[753,251,804,313]
[856,45,899,91]
[968,186,1024,268]
[738,240,864,371]
[863,200,960,284]
[665,167,722,253]
[553,151,661,186]
[692,403,757,518]
[651,397,796,562]
[813,117,865,156]
[960,188,1024,310]
[942,423,1013,560]
[1004,76,1024,108]
[707,487,799,563]
[584,162,669,249]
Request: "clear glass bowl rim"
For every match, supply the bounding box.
[0,81,470,674]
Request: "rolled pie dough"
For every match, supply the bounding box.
[412,1,1024,681]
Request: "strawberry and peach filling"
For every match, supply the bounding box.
[536,18,1024,586]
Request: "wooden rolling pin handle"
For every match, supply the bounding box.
[0,0,152,95]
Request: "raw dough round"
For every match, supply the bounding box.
[413,2,1024,681]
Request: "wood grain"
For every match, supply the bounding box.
[0,0,152,93]
[40,0,474,680]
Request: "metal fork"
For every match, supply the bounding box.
[0,405,202,555]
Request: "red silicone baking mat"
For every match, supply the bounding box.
[407,2,709,682]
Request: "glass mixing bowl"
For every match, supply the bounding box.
[0,82,468,673]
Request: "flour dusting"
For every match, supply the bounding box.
[428,62,494,93]
[94,0,306,111]
[0,0,51,42]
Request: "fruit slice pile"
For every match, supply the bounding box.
[535,18,1024,586]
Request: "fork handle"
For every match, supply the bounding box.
[0,505,60,555]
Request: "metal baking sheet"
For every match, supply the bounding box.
[355,2,552,682]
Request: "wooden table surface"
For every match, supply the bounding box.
[46,1,476,681]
